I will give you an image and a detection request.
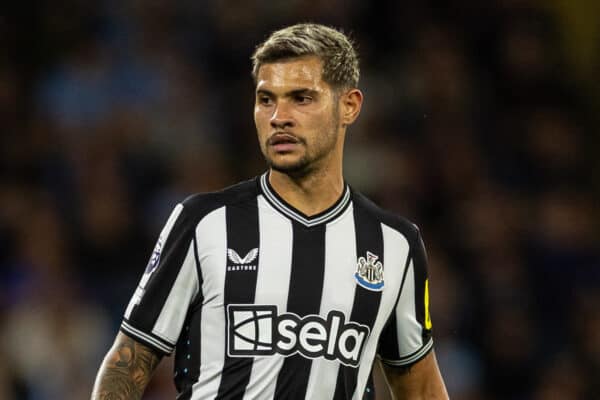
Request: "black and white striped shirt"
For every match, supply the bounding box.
[121,172,434,400]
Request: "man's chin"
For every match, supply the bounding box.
[268,159,312,178]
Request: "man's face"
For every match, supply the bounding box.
[254,56,342,177]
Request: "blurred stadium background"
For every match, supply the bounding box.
[1,1,599,399]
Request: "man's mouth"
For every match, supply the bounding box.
[268,133,301,152]
[269,133,299,145]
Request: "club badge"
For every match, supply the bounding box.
[355,252,384,291]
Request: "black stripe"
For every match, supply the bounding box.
[413,231,427,332]
[216,199,261,400]
[130,207,194,331]
[412,231,431,342]
[174,304,202,399]
[274,223,326,400]
[334,207,384,400]
[174,236,205,400]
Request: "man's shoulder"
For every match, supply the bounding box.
[351,189,420,243]
[180,177,259,219]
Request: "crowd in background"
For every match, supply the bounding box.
[1,1,599,399]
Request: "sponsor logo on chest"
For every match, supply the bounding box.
[227,305,370,367]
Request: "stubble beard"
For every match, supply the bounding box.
[264,103,340,180]
[266,134,313,179]
[268,155,313,179]
[265,129,338,180]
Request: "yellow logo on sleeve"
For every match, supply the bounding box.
[424,279,432,330]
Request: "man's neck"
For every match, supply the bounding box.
[268,168,345,217]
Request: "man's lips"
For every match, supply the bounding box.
[268,133,299,145]
[268,133,301,152]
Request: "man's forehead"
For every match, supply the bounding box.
[256,56,326,91]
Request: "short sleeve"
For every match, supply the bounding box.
[377,228,433,366]
[120,203,200,355]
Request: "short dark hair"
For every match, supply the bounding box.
[251,23,360,90]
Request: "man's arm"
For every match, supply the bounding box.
[91,332,163,400]
[381,351,449,400]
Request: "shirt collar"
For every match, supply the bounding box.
[258,171,351,227]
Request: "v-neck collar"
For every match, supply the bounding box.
[258,172,351,227]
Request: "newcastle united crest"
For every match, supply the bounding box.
[355,251,384,291]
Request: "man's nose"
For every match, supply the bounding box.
[270,102,294,129]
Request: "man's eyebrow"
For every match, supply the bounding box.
[288,88,319,97]
[256,89,274,96]
[255,88,319,97]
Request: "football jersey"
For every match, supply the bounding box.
[121,172,433,400]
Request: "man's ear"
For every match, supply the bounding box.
[340,89,363,126]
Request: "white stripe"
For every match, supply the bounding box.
[260,173,350,227]
[352,224,410,400]
[121,321,173,353]
[395,259,423,355]
[159,204,185,243]
[190,206,228,400]
[304,204,357,400]
[242,196,294,400]
[152,241,199,344]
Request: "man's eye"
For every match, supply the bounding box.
[258,96,273,105]
[296,95,312,104]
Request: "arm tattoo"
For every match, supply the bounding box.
[92,333,162,400]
